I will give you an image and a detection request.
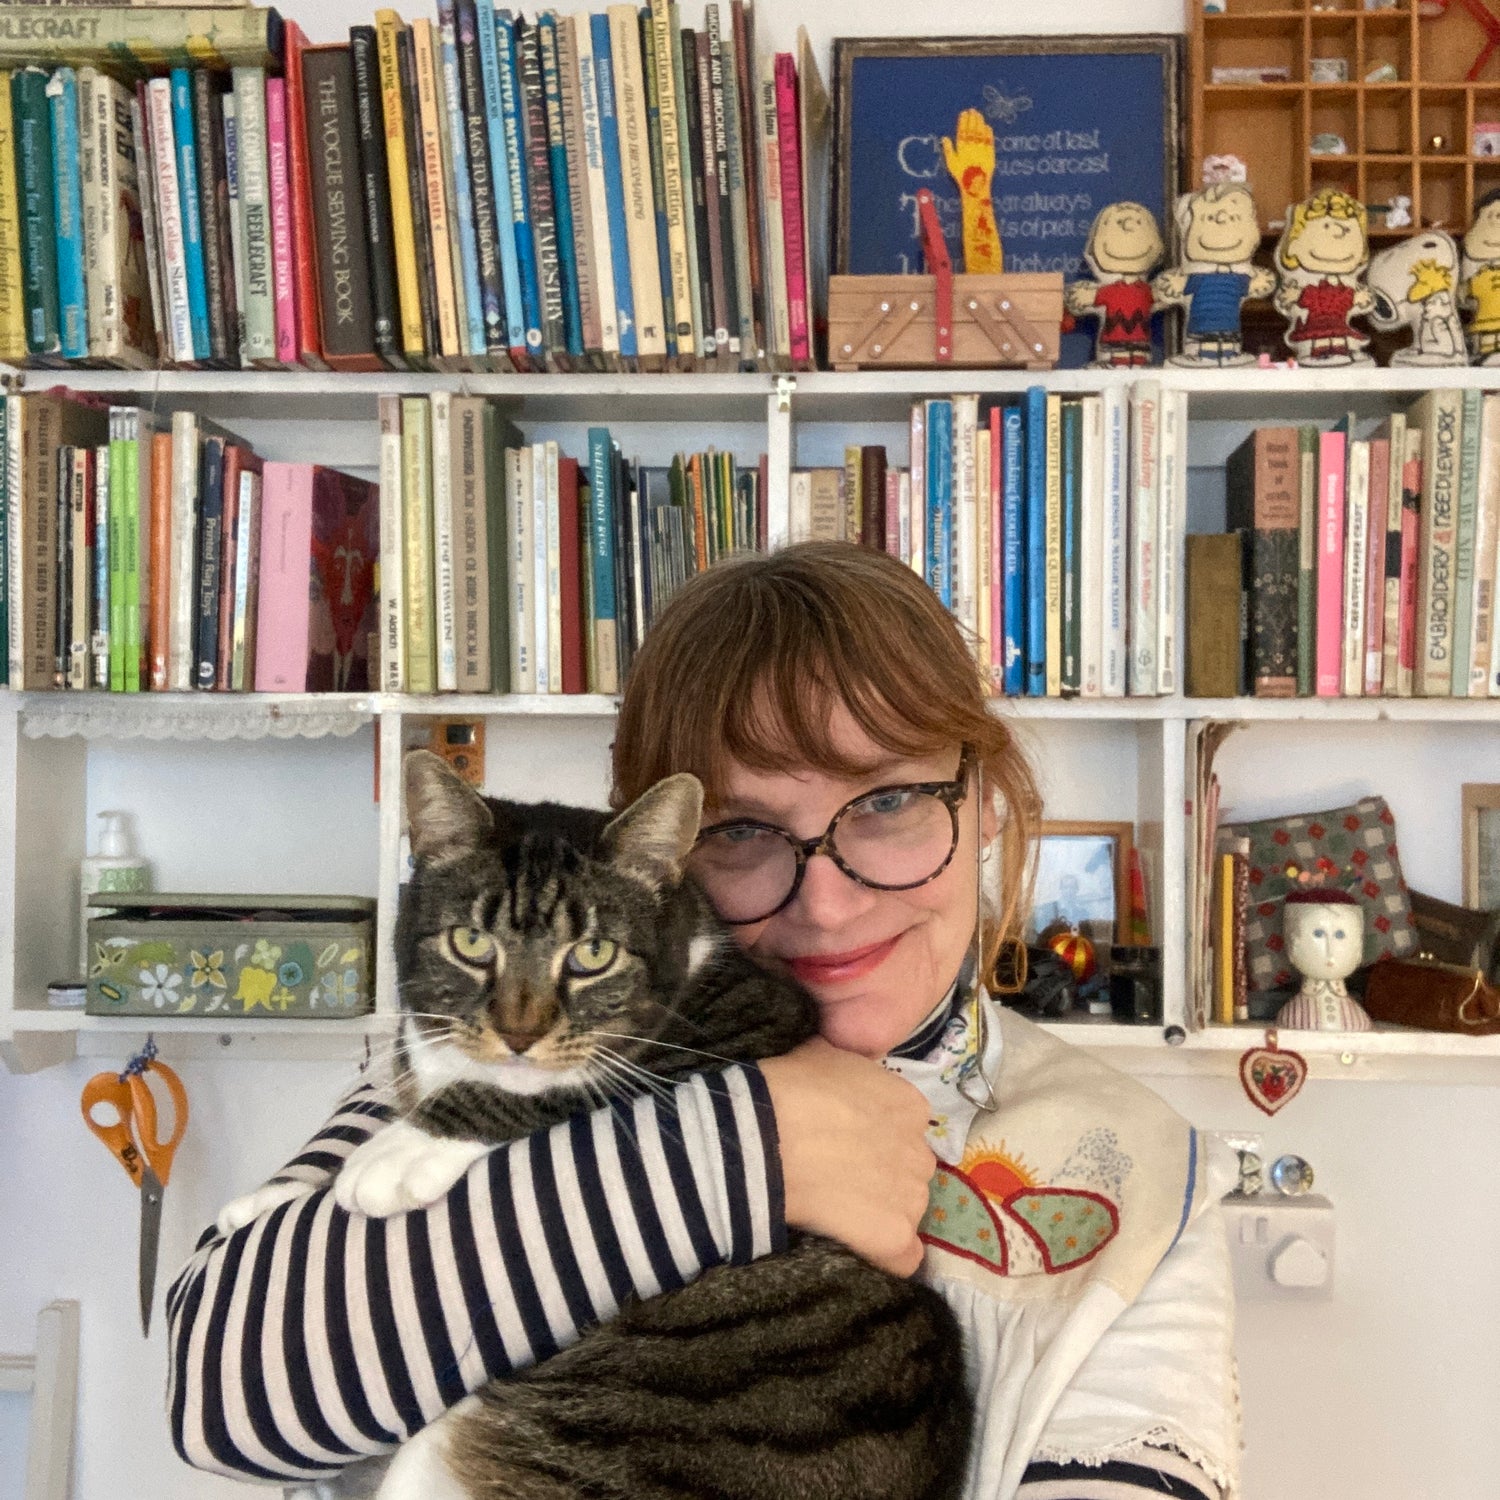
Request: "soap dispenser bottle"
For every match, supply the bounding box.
[80,810,151,977]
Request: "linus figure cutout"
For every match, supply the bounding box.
[1272,189,1375,365]
[1065,202,1166,367]
[1154,182,1274,366]
[1366,231,1467,365]
[1461,189,1500,365]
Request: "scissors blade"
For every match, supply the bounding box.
[139,1166,165,1337]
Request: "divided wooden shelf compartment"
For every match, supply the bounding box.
[1190,0,1500,238]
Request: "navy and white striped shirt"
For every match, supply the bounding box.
[166,1065,783,1481]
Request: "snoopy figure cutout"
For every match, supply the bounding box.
[1367,231,1467,365]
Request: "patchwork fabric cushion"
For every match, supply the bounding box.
[1223,794,1416,990]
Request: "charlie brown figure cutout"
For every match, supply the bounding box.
[1460,189,1500,365]
[942,108,1003,273]
[1065,202,1166,367]
[1154,182,1274,366]
[1272,189,1374,365]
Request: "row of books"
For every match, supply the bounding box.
[1,387,377,692]
[1190,390,1500,700]
[0,2,826,373]
[791,384,1181,698]
[378,392,765,694]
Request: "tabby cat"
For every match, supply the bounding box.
[346,750,970,1500]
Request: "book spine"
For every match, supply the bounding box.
[432,13,472,364]
[545,438,562,689]
[93,437,110,689]
[587,427,619,693]
[1380,413,1407,695]
[1470,394,1500,696]
[1417,391,1459,696]
[400,395,436,693]
[975,429,991,678]
[0,10,285,75]
[169,69,211,362]
[927,399,953,609]
[773,54,809,368]
[908,400,924,578]
[509,443,532,690]
[47,68,88,360]
[951,393,978,638]
[68,445,88,689]
[669,8,705,362]
[303,46,379,369]
[231,68,275,364]
[497,11,544,363]
[351,27,403,368]
[191,70,233,366]
[1024,385,1047,695]
[1315,428,1346,697]
[592,14,636,365]
[437,0,486,360]
[530,440,549,689]
[639,6,676,361]
[730,0,764,363]
[679,28,713,361]
[194,435,225,686]
[229,462,259,689]
[0,73,25,362]
[558,454,583,690]
[14,67,60,357]
[577,16,621,365]
[1451,388,1483,691]
[1044,392,1063,697]
[715,4,753,363]
[4,395,20,686]
[53,443,69,687]
[756,56,788,366]
[283,24,327,371]
[397,26,440,363]
[649,0,694,365]
[456,0,507,361]
[1362,436,1390,695]
[1156,388,1184,695]
[413,20,461,361]
[538,13,584,363]
[693,31,727,360]
[374,12,426,361]
[146,78,192,363]
[557,14,602,366]
[1080,394,1104,698]
[1341,438,1369,697]
[1100,385,1127,697]
[1127,379,1159,696]
[706,11,740,360]
[476,1,526,358]
[453,396,490,690]
[114,417,138,691]
[264,77,298,365]
[883,462,901,558]
[78,68,104,359]
[1295,425,1316,694]
[253,463,313,692]
[1398,427,1422,696]
[518,19,564,365]
[147,428,171,689]
[377,394,405,690]
[1224,426,1299,697]
[430,391,458,690]
[223,93,246,363]
[167,411,197,690]
[107,415,127,689]
[1001,402,1025,696]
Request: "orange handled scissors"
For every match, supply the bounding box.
[81,1051,188,1336]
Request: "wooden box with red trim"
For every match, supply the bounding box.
[826,272,1063,371]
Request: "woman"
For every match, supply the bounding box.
[168,543,1237,1499]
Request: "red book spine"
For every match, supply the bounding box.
[216,444,244,690]
[283,22,328,370]
[884,468,900,557]
[772,54,808,368]
[558,456,585,693]
[990,405,1004,688]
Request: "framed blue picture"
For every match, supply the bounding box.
[833,36,1181,368]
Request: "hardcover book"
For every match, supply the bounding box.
[1224,426,1299,696]
[373,10,427,362]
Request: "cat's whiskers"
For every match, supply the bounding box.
[591,1049,676,1105]
[591,1028,741,1069]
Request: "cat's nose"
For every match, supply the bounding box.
[490,989,557,1053]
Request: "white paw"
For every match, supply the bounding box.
[333,1120,491,1218]
[215,1180,313,1237]
[376,1400,478,1500]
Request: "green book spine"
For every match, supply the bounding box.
[0,8,283,73]
[482,402,511,694]
[122,416,142,692]
[107,415,126,691]
[12,66,58,356]
[1451,387,1482,693]
[1296,424,1317,696]
[401,395,436,694]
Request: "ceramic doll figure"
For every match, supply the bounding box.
[1065,202,1166,367]
[1272,189,1375,365]
[1460,188,1500,365]
[1275,888,1373,1032]
[1153,182,1275,366]
[1367,231,1467,365]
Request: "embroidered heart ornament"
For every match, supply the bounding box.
[1239,1042,1308,1116]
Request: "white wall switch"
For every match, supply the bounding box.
[1220,1192,1335,1301]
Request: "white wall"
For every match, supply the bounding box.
[5,2,1499,1498]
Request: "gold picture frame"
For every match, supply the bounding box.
[1462,784,1500,910]
[1028,819,1135,942]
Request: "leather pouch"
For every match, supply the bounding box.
[1362,956,1500,1034]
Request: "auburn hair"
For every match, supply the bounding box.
[610,541,1043,966]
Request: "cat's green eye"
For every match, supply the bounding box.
[446,926,497,966]
[565,937,618,976]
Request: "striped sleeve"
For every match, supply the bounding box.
[166,1065,785,1482]
[1017,1451,1223,1500]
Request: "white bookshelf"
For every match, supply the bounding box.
[2,365,1498,1082]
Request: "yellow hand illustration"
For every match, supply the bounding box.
[942,108,1003,273]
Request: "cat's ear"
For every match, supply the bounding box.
[404,750,494,863]
[601,773,704,890]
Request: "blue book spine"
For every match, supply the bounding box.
[537,14,583,359]
[1024,386,1048,696]
[591,14,636,362]
[47,69,87,359]
[587,426,618,636]
[495,12,543,359]
[477,0,526,352]
[926,400,953,609]
[437,0,486,357]
[170,68,212,361]
[1001,404,1026,696]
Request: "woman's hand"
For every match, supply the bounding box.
[760,1038,935,1277]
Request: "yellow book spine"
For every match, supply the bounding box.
[1215,851,1235,1027]
[0,71,25,361]
[375,11,425,359]
[401,395,436,693]
[1045,393,1063,697]
[412,19,460,360]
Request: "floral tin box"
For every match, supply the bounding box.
[86,894,376,1018]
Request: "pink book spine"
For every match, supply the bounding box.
[265,77,298,366]
[1398,454,1422,682]
[990,406,1004,688]
[1363,438,1389,694]
[1316,431,1346,696]
[909,402,925,576]
[772,55,808,367]
[253,461,313,691]
[884,469,901,557]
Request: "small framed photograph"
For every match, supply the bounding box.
[1027,820,1135,943]
[1463,784,1500,910]
[1310,56,1349,84]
